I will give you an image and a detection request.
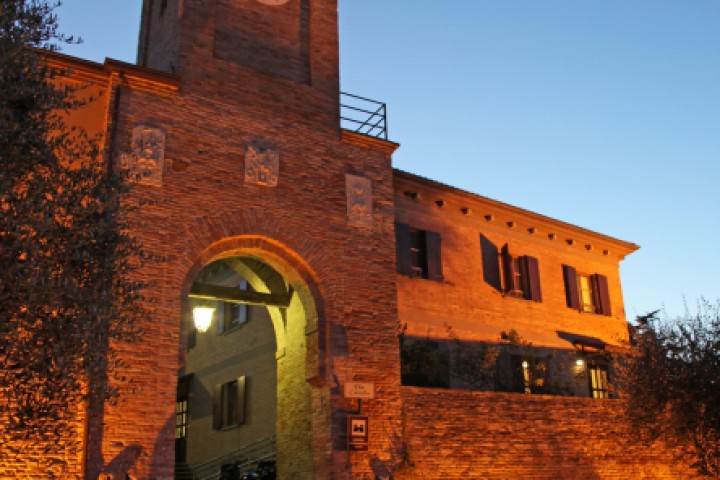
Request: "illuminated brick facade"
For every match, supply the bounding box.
[0,1,702,479]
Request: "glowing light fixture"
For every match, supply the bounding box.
[193,306,215,333]
[521,360,529,369]
[576,359,585,367]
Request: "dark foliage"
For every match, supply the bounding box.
[398,323,449,388]
[0,0,147,470]
[619,302,720,478]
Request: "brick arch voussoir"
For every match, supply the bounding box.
[179,208,328,384]
[182,208,333,281]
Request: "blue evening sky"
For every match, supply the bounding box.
[55,1,720,321]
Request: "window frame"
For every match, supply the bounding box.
[218,280,252,334]
[577,273,595,313]
[175,374,192,462]
[588,363,610,399]
[563,265,611,316]
[496,244,542,302]
[213,376,246,430]
[395,222,444,282]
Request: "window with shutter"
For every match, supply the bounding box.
[495,242,542,302]
[563,265,611,315]
[395,223,443,282]
[213,376,246,430]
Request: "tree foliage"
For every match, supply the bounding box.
[0,0,146,467]
[619,302,720,478]
[446,324,499,390]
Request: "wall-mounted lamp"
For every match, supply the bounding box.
[193,306,215,333]
[575,359,585,367]
[521,360,529,369]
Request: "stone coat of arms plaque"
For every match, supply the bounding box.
[244,146,280,187]
[120,126,166,186]
[346,174,373,228]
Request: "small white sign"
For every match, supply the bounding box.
[344,382,375,399]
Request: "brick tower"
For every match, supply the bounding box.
[137,0,340,131]
[78,0,405,478]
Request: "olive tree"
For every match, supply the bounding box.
[0,1,146,472]
[620,302,720,477]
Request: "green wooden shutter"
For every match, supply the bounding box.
[501,244,513,293]
[524,256,542,302]
[592,274,612,316]
[212,383,222,430]
[480,234,501,291]
[563,265,580,310]
[235,376,246,425]
[394,222,412,275]
[425,230,443,282]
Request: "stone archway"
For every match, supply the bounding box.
[178,239,328,480]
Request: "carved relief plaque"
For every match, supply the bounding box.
[346,174,373,228]
[244,146,280,187]
[120,126,166,186]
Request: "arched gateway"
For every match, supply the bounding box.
[178,237,327,478]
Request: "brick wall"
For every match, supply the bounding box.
[394,171,637,351]
[398,387,699,479]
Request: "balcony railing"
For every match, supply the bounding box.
[340,91,388,140]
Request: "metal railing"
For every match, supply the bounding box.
[340,91,388,140]
[175,435,276,480]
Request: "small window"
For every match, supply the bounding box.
[218,280,251,333]
[562,265,611,315]
[395,223,443,282]
[176,397,188,439]
[213,377,246,430]
[511,355,549,394]
[588,364,609,398]
[175,374,192,462]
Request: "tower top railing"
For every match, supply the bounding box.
[340,92,388,140]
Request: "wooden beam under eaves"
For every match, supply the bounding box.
[189,283,292,308]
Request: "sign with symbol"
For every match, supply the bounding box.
[347,415,369,451]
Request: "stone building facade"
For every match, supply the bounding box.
[1,1,702,479]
